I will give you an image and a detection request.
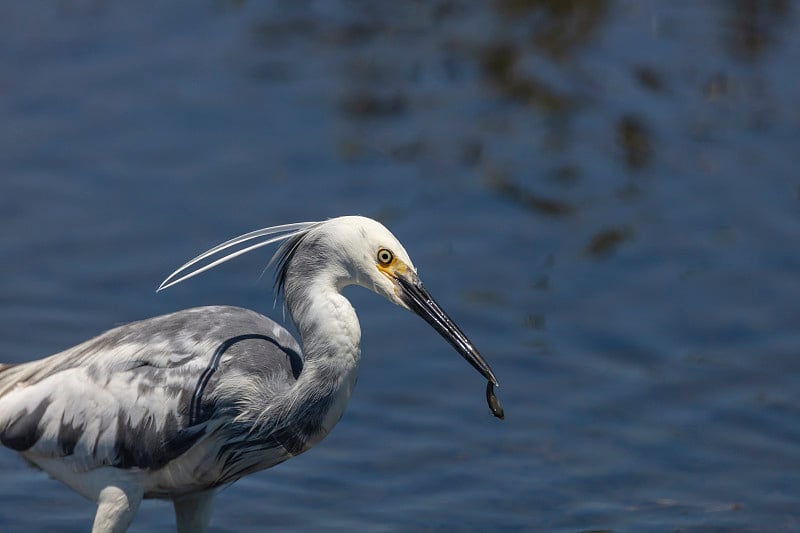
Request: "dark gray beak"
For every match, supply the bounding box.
[396,272,499,386]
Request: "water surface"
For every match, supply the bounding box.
[1,1,798,531]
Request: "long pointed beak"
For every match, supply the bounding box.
[395,272,499,386]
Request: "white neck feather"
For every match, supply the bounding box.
[282,278,362,443]
[287,277,361,358]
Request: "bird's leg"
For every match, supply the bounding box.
[91,483,143,533]
[173,489,216,533]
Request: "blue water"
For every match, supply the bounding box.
[1,1,799,531]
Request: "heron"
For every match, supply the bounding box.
[0,215,502,532]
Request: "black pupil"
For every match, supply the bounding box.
[380,251,391,263]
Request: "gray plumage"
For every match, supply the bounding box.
[0,306,318,494]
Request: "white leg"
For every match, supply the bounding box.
[92,484,143,533]
[173,489,216,533]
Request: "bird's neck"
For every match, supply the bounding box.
[285,277,361,368]
[281,278,361,447]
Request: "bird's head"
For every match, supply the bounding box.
[280,216,417,308]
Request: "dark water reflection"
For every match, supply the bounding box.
[1,1,798,531]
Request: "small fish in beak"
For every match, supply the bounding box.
[486,381,504,419]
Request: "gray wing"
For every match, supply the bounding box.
[0,306,302,472]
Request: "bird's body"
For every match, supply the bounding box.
[0,306,344,496]
[0,216,500,532]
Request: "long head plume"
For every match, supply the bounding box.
[157,221,321,292]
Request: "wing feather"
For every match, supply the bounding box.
[0,306,301,474]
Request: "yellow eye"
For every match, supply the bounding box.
[377,248,394,265]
